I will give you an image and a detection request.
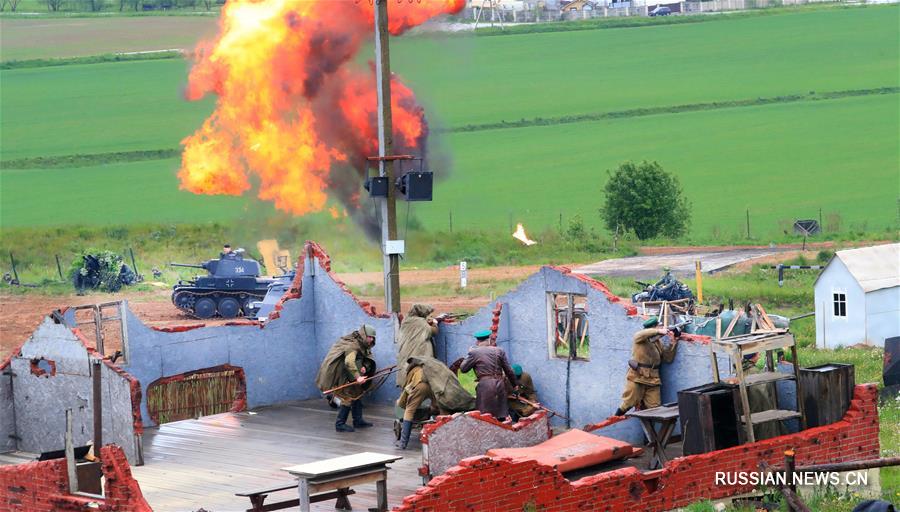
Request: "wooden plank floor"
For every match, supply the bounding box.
[132,399,424,512]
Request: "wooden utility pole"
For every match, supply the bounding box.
[373,0,401,314]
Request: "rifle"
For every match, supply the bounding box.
[322,365,398,395]
[435,312,471,323]
[663,318,693,336]
[509,394,571,422]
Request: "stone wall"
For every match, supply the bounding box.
[421,411,551,478]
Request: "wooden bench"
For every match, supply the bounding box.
[282,452,403,512]
[235,482,355,512]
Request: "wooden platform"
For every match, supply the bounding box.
[132,399,423,511]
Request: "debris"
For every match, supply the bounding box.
[632,270,694,304]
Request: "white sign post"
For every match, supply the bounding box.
[460,261,468,288]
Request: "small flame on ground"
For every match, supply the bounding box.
[512,223,537,246]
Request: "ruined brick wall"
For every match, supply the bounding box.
[421,411,551,478]
[396,384,880,512]
[0,445,151,512]
[1,319,142,463]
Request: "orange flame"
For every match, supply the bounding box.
[513,223,537,246]
[179,0,464,217]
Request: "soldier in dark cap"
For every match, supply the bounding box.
[460,329,517,420]
[614,316,679,416]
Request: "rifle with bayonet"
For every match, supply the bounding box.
[322,365,398,395]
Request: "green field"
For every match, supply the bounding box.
[1,5,898,241]
[0,16,218,62]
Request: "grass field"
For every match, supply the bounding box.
[394,7,900,127]
[0,17,218,62]
[0,5,897,242]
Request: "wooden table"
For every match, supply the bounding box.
[627,404,680,470]
[282,452,403,512]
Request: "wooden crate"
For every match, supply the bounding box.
[678,382,745,455]
[799,363,855,428]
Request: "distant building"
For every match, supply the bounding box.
[814,243,899,348]
[561,0,597,11]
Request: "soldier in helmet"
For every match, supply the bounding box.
[316,325,378,432]
[614,317,680,416]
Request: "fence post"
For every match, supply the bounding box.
[746,209,751,239]
[449,210,453,233]
[56,255,64,281]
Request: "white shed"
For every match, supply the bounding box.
[814,243,900,348]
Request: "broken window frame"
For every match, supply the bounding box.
[832,292,847,318]
[546,292,590,361]
[70,301,130,365]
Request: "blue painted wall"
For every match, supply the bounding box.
[46,254,728,445]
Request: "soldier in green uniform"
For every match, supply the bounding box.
[508,364,538,421]
[614,317,679,416]
[315,325,377,432]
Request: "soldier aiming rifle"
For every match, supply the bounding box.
[614,317,690,416]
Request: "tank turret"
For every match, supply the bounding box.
[170,250,276,319]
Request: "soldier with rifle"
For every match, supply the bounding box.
[395,355,475,449]
[315,325,378,432]
[508,364,538,422]
[614,317,681,416]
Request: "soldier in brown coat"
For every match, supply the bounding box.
[614,317,679,416]
[460,330,517,420]
[315,325,377,432]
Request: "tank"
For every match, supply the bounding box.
[249,270,296,321]
[170,250,275,319]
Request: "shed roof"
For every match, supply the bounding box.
[825,243,900,293]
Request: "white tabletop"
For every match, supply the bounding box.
[282,452,403,479]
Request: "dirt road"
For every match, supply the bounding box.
[574,248,785,278]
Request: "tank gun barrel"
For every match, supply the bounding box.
[169,262,206,269]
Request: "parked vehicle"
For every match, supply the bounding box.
[649,5,671,15]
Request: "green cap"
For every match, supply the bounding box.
[512,364,522,377]
[474,329,492,340]
[643,317,659,328]
[361,324,377,337]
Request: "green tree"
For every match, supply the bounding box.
[600,161,691,240]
